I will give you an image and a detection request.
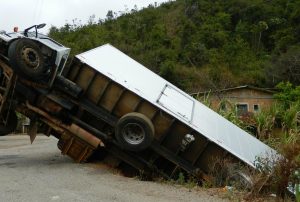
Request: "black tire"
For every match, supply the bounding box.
[226,167,254,190]
[8,38,47,80]
[0,111,18,136]
[115,112,154,151]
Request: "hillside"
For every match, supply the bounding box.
[49,0,300,92]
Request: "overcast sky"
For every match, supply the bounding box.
[0,0,169,33]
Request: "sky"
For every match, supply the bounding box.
[0,0,169,33]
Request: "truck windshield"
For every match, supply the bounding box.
[6,32,48,38]
[25,32,48,38]
[6,32,65,48]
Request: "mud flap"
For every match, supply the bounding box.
[28,120,37,144]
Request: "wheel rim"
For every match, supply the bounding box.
[21,47,40,69]
[228,171,253,190]
[122,123,145,145]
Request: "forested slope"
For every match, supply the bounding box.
[49,0,300,92]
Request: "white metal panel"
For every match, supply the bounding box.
[0,34,11,42]
[157,85,194,122]
[191,102,275,166]
[76,44,166,103]
[76,44,277,168]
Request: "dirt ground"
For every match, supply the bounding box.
[0,135,231,202]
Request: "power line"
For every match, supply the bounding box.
[33,0,44,24]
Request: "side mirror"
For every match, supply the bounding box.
[24,23,46,37]
[37,23,46,29]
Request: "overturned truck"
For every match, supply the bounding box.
[0,24,276,186]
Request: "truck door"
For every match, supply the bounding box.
[157,85,194,122]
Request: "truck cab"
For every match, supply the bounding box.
[0,24,71,137]
[0,24,70,85]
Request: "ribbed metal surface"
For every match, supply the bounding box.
[75,44,277,168]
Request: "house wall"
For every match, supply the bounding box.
[203,88,275,113]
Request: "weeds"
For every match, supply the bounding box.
[196,83,300,200]
[197,91,212,108]
[177,172,185,185]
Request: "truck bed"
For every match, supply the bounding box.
[66,44,276,169]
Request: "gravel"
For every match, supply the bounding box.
[0,135,228,202]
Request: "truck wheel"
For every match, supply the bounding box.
[227,169,254,190]
[115,112,154,152]
[8,39,47,80]
[0,111,18,136]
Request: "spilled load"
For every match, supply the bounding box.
[0,24,277,186]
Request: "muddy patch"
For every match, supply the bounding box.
[0,155,21,160]
[0,143,29,149]
[0,162,17,168]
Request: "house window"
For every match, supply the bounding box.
[236,104,248,115]
[219,102,226,111]
[253,104,259,112]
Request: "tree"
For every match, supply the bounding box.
[106,10,114,21]
[48,0,300,91]
[266,46,300,86]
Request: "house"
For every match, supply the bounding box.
[192,85,276,115]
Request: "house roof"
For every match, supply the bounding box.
[191,85,276,96]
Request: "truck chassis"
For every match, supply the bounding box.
[0,35,277,187]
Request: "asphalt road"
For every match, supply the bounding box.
[0,135,228,202]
